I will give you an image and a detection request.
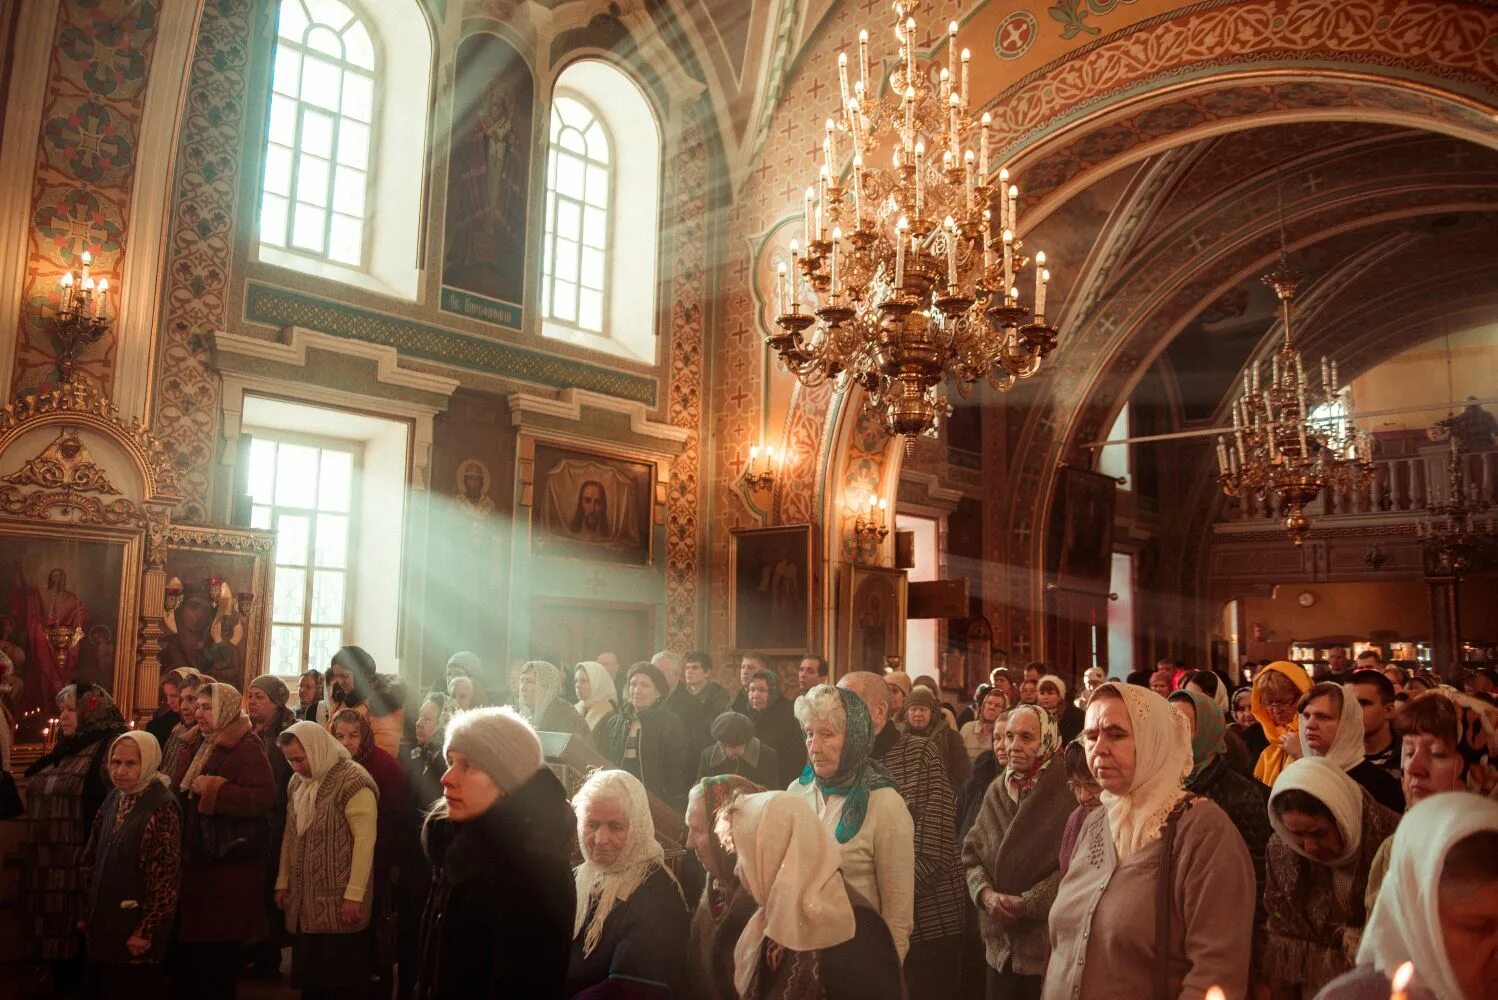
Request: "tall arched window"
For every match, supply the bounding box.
[541,60,661,363]
[543,96,612,332]
[261,0,377,267]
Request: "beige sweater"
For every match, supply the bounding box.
[790,780,914,961]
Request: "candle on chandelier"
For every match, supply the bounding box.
[848,98,863,149]
[1009,284,1019,306]
[58,271,75,313]
[1001,228,1013,290]
[1036,256,1049,318]
[858,30,869,92]
[817,165,829,240]
[905,17,916,86]
[838,52,851,109]
[964,150,975,212]
[894,218,908,290]
[1320,355,1330,391]
[852,155,864,229]
[96,279,109,319]
[980,113,992,178]
[1007,184,1019,231]
[914,141,925,219]
[1295,354,1305,387]
[949,93,961,160]
[1330,358,1338,390]
[1217,437,1229,475]
[904,88,915,154]
[981,209,993,269]
[81,249,92,283]
[1271,355,1279,386]
[804,188,814,246]
[831,227,843,296]
[997,168,1010,228]
[81,276,95,318]
[944,216,958,287]
[961,48,970,106]
[939,67,950,100]
[826,119,838,174]
[776,263,788,315]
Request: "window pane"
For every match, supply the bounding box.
[337,121,369,169]
[277,0,309,41]
[315,513,348,568]
[311,570,345,624]
[291,204,326,251]
[260,192,288,246]
[584,121,609,163]
[306,0,355,31]
[275,443,319,507]
[582,206,606,248]
[263,144,293,196]
[276,513,311,566]
[559,126,586,155]
[308,627,343,671]
[252,504,272,530]
[554,238,578,281]
[556,153,585,197]
[273,567,308,622]
[341,73,373,123]
[272,47,301,97]
[269,95,297,145]
[556,200,581,242]
[301,57,342,112]
[552,279,577,321]
[585,165,609,207]
[332,167,365,215]
[248,438,277,504]
[344,23,374,70]
[318,450,352,512]
[270,625,304,674]
[306,25,344,59]
[581,247,605,289]
[554,96,585,127]
[296,154,330,207]
[328,213,362,265]
[579,288,603,332]
[301,109,334,158]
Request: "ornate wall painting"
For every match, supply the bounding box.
[530,441,654,566]
[729,525,814,656]
[837,563,908,677]
[440,32,534,330]
[161,525,274,693]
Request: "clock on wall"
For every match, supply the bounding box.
[1297,591,1316,608]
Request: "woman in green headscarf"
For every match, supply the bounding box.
[790,683,914,961]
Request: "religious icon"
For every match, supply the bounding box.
[161,577,244,686]
[10,561,86,714]
[455,458,497,520]
[730,525,815,654]
[1049,466,1117,595]
[532,443,653,565]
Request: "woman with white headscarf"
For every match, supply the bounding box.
[513,659,594,744]
[566,769,689,997]
[81,731,181,997]
[1318,792,1498,1000]
[574,659,618,733]
[1262,757,1400,998]
[274,720,378,996]
[1043,683,1255,1000]
[721,790,902,999]
[1297,682,1404,813]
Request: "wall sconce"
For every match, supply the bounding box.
[742,445,780,491]
[854,494,889,543]
[51,250,113,380]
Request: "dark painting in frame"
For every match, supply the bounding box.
[730,525,814,655]
[531,441,654,566]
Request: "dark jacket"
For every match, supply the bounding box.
[145,709,179,749]
[597,703,694,811]
[565,865,690,998]
[957,749,1001,847]
[696,738,781,789]
[1189,753,1272,949]
[666,680,731,757]
[1348,760,1404,815]
[739,891,903,1000]
[1055,703,1086,743]
[415,768,576,999]
[744,697,807,787]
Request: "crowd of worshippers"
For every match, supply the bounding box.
[16,645,1498,1000]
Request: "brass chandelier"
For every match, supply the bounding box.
[1418,432,1495,577]
[1216,260,1373,545]
[767,0,1058,449]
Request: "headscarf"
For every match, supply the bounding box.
[572,769,674,957]
[1168,689,1227,779]
[883,671,912,698]
[1357,791,1498,999]
[179,683,246,793]
[573,660,617,713]
[1002,703,1061,802]
[1251,660,1313,785]
[695,774,765,892]
[417,692,454,749]
[796,686,896,843]
[1094,683,1192,861]
[27,682,126,776]
[109,731,165,795]
[1268,756,1365,866]
[250,673,290,709]
[330,645,378,706]
[282,720,352,836]
[513,660,563,724]
[298,669,324,705]
[1442,688,1498,798]
[1300,684,1365,772]
[728,791,857,997]
[447,674,476,708]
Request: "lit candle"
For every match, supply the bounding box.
[858,30,869,92]
[948,20,958,85]
[1009,284,1019,306]
[1390,961,1413,1000]
[81,276,95,318]
[848,97,863,150]
[878,497,888,526]
[1001,228,1013,290]
[1007,184,1019,231]
[59,271,74,312]
[961,48,970,106]
[939,67,950,100]
[944,216,958,287]
[838,52,851,109]
[96,278,109,319]
[980,113,991,178]
[81,249,92,283]
[1205,988,1226,1000]
[949,92,961,160]
[1034,251,1046,312]
[895,216,908,290]
[1038,267,1049,320]
[789,240,801,310]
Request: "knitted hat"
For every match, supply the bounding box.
[912,675,939,692]
[884,671,912,696]
[906,685,940,711]
[250,674,290,706]
[444,706,544,795]
[446,650,480,676]
[711,711,755,746]
[626,662,669,698]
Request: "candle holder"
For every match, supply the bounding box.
[853,495,889,543]
[741,446,779,491]
[50,251,113,382]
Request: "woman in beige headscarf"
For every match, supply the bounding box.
[1043,683,1256,1000]
[723,790,903,999]
[574,659,618,733]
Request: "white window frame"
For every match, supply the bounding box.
[542,91,615,336]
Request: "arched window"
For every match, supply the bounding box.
[541,60,661,363]
[257,0,432,300]
[261,0,376,266]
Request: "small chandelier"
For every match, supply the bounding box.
[767,0,1058,450]
[1217,260,1373,545]
[51,250,113,381]
[1418,436,1495,576]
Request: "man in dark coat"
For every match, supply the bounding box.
[696,711,781,788]
[665,650,731,758]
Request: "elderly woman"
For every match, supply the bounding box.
[903,685,972,788]
[81,731,181,998]
[274,720,377,997]
[1056,740,1100,877]
[962,704,1072,999]
[158,671,204,773]
[415,707,575,997]
[23,682,126,995]
[446,673,478,712]
[174,682,277,998]
[685,774,765,1000]
[1231,685,1268,760]
[960,686,1008,763]
[1262,757,1400,997]
[1036,674,1085,743]
[1297,682,1405,813]
[574,660,618,733]
[1043,683,1255,1000]
[566,769,690,997]
[325,645,405,756]
[407,690,453,809]
[514,659,593,743]
[720,790,903,999]
[597,661,693,811]
[697,710,781,787]
[296,668,327,723]
[791,684,914,960]
[145,666,194,747]
[1252,660,1314,785]
[741,667,808,786]
[1320,793,1498,1000]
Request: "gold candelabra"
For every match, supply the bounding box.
[741,445,781,491]
[1216,261,1372,545]
[853,494,890,542]
[1418,437,1495,576]
[768,0,1058,450]
[51,250,113,380]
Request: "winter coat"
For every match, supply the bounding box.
[665,680,731,757]
[175,716,278,943]
[956,749,1001,848]
[415,768,576,999]
[906,713,972,790]
[696,738,781,789]
[1189,754,1271,940]
[597,703,694,811]
[565,865,690,997]
[744,697,809,787]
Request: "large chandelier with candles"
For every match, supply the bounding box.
[1216,260,1373,545]
[767,0,1058,449]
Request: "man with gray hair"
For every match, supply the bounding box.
[650,650,683,694]
[840,671,967,999]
